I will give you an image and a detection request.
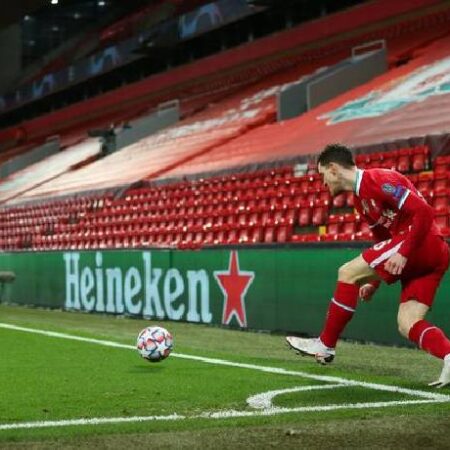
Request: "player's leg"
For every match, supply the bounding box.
[399,296,450,388]
[319,234,420,350]
[286,254,378,364]
[397,300,428,338]
[399,235,450,387]
[287,235,405,363]
[318,254,378,347]
[322,235,408,349]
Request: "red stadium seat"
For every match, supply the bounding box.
[194,232,204,246]
[276,226,292,243]
[214,230,227,245]
[248,212,260,226]
[327,222,341,236]
[284,209,296,225]
[357,221,370,233]
[433,194,448,212]
[238,228,250,244]
[227,229,238,244]
[332,193,346,208]
[306,193,316,204]
[434,156,450,175]
[417,175,433,194]
[298,178,311,193]
[312,207,327,226]
[317,191,331,205]
[435,164,448,175]
[260,211,271,226]
[298,208,311,227]
[264,227,275,243]
[412,146,430,172]
[433,172,448,193]
[311,179,323,191]
[250,227,263,243]
[435,212,448,232]
[381,151,397,170]
[355,153,371,168]
[346,191,355,208]
[204,231,214,245]
[397,148,411,173]
[343,221,356,235]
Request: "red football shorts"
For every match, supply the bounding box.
[362,233,449,306]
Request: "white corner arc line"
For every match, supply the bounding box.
[247,384,348,409]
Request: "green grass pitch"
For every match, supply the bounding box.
[0,304,449,449]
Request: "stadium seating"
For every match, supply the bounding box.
[1,6,450,252]
[10,48,370,204]
[0,144,448,251]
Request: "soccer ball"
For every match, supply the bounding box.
[136,326,173,362]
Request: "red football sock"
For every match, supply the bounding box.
[319,281,359,348]
[408,320,450,359]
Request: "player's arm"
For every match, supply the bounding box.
[360,221,388,297]
[396,191,434,258]
[384,188,434,275]
[359,278,381,301]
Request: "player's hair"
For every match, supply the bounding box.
[317,144,355,168]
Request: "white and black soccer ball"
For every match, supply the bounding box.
[136,326,173,363]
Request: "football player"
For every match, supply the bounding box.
[287,144,450,388]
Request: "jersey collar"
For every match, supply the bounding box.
[354,169,364,196]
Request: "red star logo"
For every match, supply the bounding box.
[214,251,255,327]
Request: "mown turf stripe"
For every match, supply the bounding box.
[0,322,448,405]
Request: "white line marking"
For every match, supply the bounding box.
[0,323,134,350]
[0,400,444,431]
[205,399,443,418]
[0,415,185,431]
[1,323,446,401]
[0,322,448,431]
[247,384,348,409]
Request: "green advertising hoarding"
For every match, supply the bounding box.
[0,247,449,346]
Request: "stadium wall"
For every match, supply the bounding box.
[1,247,449,346]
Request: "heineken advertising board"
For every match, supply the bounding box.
[0,248,449,346]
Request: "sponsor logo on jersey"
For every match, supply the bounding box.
[382,183,407,200]
[382,183,396,194]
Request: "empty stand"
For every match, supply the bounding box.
[158,32,450,177]
[0,145,448,252]
[0,139,102,204]
[2,9,450,251]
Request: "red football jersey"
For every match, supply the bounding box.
[353,168,441,257]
